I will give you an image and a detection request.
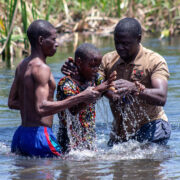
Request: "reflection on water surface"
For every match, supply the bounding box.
[0,34,180,179]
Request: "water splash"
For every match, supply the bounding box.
[0,142,11,155]
[65,110,96,151]
[55,95,172,161]
[112,94,151,141]
[62,140,172,161]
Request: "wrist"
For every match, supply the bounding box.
[134,81,145,95]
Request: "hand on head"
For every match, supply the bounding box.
[61,57,78,76]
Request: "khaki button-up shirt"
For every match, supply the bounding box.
[99,44,169,140]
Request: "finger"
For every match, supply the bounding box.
[61,70,70,76]
[87,86,93,90]
[109,71,117,79]
[116,87,128,94]
[109,87,117,93]
[61,66,71,76]
[108,71,117,83]
[114,82,127,89]
[68,57,74,62]
[108,76,116,83]
[65,61,72,67]
[64,68,76,76]
[65,59,74,66]
[64,62,77,72]
[112,95,121,101]
[62,63,68,69]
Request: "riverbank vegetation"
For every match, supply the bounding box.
[0,0,180,67]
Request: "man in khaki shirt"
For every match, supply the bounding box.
[99,17,171,146]
[61,17,171,146]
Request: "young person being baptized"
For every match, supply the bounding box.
[56,43,116,153]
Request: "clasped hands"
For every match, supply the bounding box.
[109,79,145,102]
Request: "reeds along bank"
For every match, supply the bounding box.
[0,0,180,67]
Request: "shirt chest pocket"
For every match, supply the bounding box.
[130,68,146,82]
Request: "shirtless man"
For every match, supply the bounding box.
[8,20,100,157]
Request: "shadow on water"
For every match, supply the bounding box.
[0,33,180,179]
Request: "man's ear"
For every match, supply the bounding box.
[38,36,43,45]
[137,34,142,43]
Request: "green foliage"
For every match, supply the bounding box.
[0,0,179,67]
[20,0,29,50]
[45,0,56,21]
[0,0,18,67]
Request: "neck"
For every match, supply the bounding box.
[124,44,140,64]
[30,46,46,63]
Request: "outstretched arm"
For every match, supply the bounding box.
[34,64,100,117]
[68,71,117,115]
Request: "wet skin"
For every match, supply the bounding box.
[107,31,168,106]
[68,54,116,115]
[8,29,101,128]
[76,55,102,82]
[61,31,168,106]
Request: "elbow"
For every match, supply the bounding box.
[159,101,166,106]
[36,101,51,117]
[161,99,166,106]
[8,100,16,109]
[8,102,13,109]
[36,104,46,116]
[159,95,167,106]
[36,108,47,117]
[8,97,20,110]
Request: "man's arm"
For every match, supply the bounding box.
[33,64,100,117]
[61,57,79,78]
[69,80,111,115]
[138,78,168,106]
[110,78,168,106]
[8,68,20,109]
[68,80,113,116]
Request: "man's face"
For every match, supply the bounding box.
[78,55,102,81]
[114,31,140,63]
[41,29,58,57]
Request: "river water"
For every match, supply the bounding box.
[0,34,180,180]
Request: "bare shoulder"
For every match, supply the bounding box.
[31,60,51,84]
[16,57,30,74]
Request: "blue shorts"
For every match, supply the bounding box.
[108,119,171,146]
[134,119,171,145]
[11,126,62,157]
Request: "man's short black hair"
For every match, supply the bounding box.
[114,18,142,38]
[75,43,101,62]
[27,19,55,47]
